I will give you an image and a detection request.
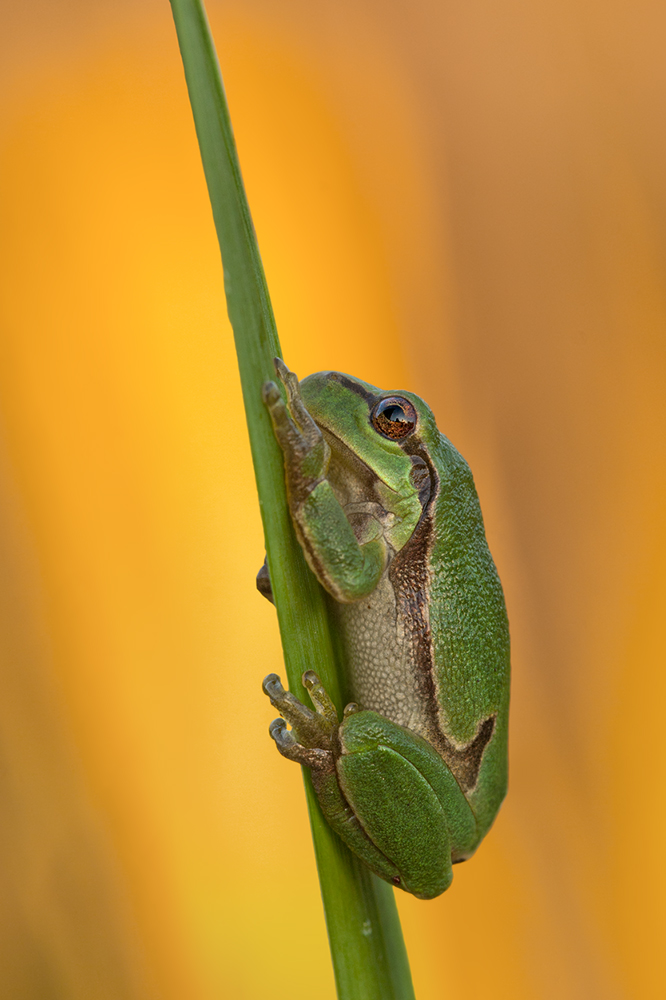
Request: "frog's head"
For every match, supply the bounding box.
[299,370,441,552]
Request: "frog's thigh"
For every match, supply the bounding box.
[337,743,453,899]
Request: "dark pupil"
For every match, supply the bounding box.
[383,404,407,424]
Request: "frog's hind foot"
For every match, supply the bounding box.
[262,672,339,755]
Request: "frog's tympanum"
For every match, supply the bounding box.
[258,359,510,900]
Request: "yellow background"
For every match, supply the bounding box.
[1,1,665,997]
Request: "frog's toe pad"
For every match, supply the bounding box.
[262,673,286,700]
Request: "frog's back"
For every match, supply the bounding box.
[426,433,510,836]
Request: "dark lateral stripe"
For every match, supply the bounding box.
[438,715,496,793]
[322,371,379,406]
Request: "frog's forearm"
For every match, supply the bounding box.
[294,481,386,602]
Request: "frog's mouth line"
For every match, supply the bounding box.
[318,426,394,523]
[318,421,434,522]
[316,422,401,494]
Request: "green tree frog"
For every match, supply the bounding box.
[258,359,510,900]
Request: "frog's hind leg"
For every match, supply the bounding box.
[262,672,405,888]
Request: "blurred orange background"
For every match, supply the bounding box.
[1,1,665,997]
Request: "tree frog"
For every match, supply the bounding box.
[258,359,510,900]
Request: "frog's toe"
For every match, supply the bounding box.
[262,385,304,455]
[273,356,294,386]
[261,380,281,406]
[269,717,334,771]
[263,673,316,724]
[268,716,298,752]
[256,558,274,603]
[274,359,319,434]
[302,671,339,726]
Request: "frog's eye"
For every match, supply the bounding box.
[371,397,417,440]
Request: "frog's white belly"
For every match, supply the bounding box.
[332,573,430,737]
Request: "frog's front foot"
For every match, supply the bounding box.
[262,359,331,506]
[262,671,340,772]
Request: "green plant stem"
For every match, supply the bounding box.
[169,2,415,997]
